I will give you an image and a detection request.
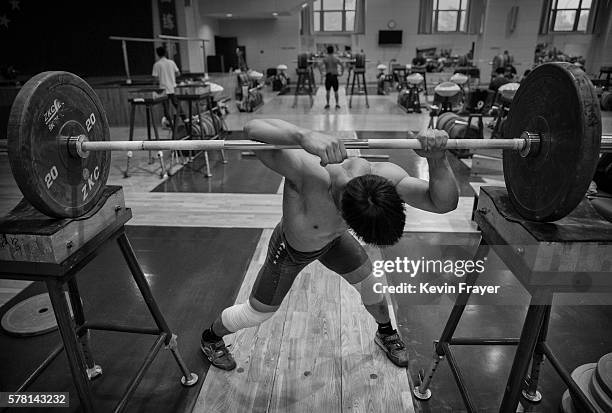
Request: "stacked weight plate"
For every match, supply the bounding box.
[561,353,612,412]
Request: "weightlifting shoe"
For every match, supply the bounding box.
[335,104,341,109]
[201,336,237,371]
[324,104,330,109]
[374,331,409,367]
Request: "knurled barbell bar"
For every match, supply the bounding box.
[5,63,608,221]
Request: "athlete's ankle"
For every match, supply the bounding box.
[202,323,223,342]
[377,321,396,336]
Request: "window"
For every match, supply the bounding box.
[433,0,469,32]
[313,0,356,32]
[550,0,591,32]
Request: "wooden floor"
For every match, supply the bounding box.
[2,84,612,412]
[194,230,414,413]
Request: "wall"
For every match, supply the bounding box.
[538,1,612,73]
[475,0,544,79]
[216,16,301,73]
[307,0,480,82]
[151,0,218,74]
[1,0,153,77]
[199,16,219,58]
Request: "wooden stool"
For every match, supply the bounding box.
[414,186,612,413]
[0,187,198,413]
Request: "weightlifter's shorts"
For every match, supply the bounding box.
[249,220,371,311]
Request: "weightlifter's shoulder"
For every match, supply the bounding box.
[370,161,409,185]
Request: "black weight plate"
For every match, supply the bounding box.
[297,53,309,69]
[355,53,366,69]
[502,63,602,221]
[8,72,111,218]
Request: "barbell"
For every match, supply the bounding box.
[5,63,610,222]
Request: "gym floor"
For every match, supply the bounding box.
[1,86,612,412]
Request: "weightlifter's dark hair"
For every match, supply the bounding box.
[156,47,167,58]
[341,174,406,246]
[327,46,334,54]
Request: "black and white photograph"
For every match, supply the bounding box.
[1,0,612,411]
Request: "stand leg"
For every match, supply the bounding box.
[309,73,314,108]
[522,297,552,403]
[150,106,161,142]
[67,278,103,380]
[363,73,369,108]
[499,291,550,413]
[203,151,212,177]
[349,72,356,108]
[414,239,490,409]
[46,279,95,412]
[146,106,153,164]
[124,151,131,178]
[292,74,302,108]
[116,233,198,387]
[128,104,136,142]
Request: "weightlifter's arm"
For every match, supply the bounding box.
[371,130,459,213]
[244,119,347,186]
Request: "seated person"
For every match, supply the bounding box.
[412,52,427,69]
[504,64,517,80]
[489,67,510,92]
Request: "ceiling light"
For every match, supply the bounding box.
[272,12,278,16]
[226,13,233,17]
[301,3,308,8]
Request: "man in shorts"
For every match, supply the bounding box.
[321,46,344,109]
[201,119,459,370]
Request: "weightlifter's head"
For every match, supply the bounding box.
[339,174,405,247]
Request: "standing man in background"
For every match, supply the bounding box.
[321,46,344,110]
[152,46,181,127]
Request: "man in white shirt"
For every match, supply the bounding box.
[152,46,181,126]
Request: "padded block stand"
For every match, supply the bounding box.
[0,186,198,413]
[413,187,612,413]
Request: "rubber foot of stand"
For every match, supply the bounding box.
[181,373,199,387]
[413,386,432,400]
[522,389,542,403]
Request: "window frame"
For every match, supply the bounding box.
[313,0,357,34]
[549,0,592,32]
[432,0,469,33]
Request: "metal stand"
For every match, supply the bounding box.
[348,68,369,108]
[293,68,315,108]
[413,186,612,413]
[0,188,198,413]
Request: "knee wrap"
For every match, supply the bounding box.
[352,272,384,306]
[221,302,274,333]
